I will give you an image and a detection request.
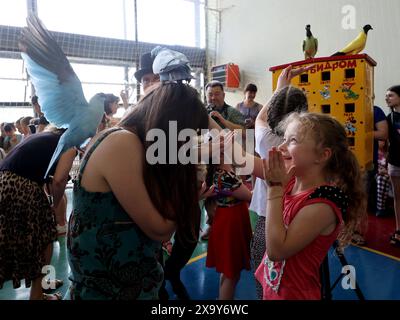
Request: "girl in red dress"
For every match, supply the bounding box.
[255,112,366,300]
[205,163,252,300]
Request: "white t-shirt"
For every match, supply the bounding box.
[249,125,283,217]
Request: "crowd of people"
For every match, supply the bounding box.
[0,47,400,301]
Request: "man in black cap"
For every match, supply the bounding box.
[121,52,160,115]
[135,50,197,300]
[134,52,160,94]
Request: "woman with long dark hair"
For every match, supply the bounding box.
[67,83,209,300]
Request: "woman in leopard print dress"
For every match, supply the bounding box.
[0,128,76,299]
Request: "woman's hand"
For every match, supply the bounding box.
[120,89,130,101]
[198,182,216,200]
[244,118,255,129]
[197,130,235,162]
[210,110,225,124]
[120,89,130,109]
[44,180,54,207]
[276,64,314,91]
[262,147,295,188]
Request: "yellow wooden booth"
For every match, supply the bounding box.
[269,54,377,170]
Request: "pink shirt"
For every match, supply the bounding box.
[255,178,346,300]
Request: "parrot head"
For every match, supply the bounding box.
[89,92,108,119]
[89,92,107,109]
[87,92,109,132]
[305,24,313,37]
[363,24,373,34]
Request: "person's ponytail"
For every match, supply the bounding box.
[332,149,367,246]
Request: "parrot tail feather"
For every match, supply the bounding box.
[44,141,65,179]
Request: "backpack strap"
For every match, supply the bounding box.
[308,185,349,218]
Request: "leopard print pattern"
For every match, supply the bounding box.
[0,171,57,289]
[250,215,266,300]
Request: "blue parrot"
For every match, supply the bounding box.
[19,14,106,178]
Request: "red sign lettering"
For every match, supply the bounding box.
[347,60,357,68]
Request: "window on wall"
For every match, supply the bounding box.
[199,1,205,48]
[70,63,135,117]
[137,0,203,47]
[0,59,28,102]
[37,0,135,40]
[0,0,27,27]
[0,0,205,108]
[71,63,126,100]
[36,0,205,47]
[0,79,28,102]
[0,59,32,123]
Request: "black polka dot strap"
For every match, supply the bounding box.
[308,186,349,217]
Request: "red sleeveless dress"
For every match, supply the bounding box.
[206,169,252,279]
[255,178,348,300]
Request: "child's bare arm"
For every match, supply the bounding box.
[231,183,252,202]
[265,202,337,261]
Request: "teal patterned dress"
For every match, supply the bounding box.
[67,128,163,300]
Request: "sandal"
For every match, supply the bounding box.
[389,230,400,241]
[390,237,400,247]
[42,292,62,300]
[390,230,400,247]
[162,241,173,256]
[43,279,64,293]
[351,232,367,246]
[200,226,211,241]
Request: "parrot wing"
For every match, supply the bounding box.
[19,14,88,128]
